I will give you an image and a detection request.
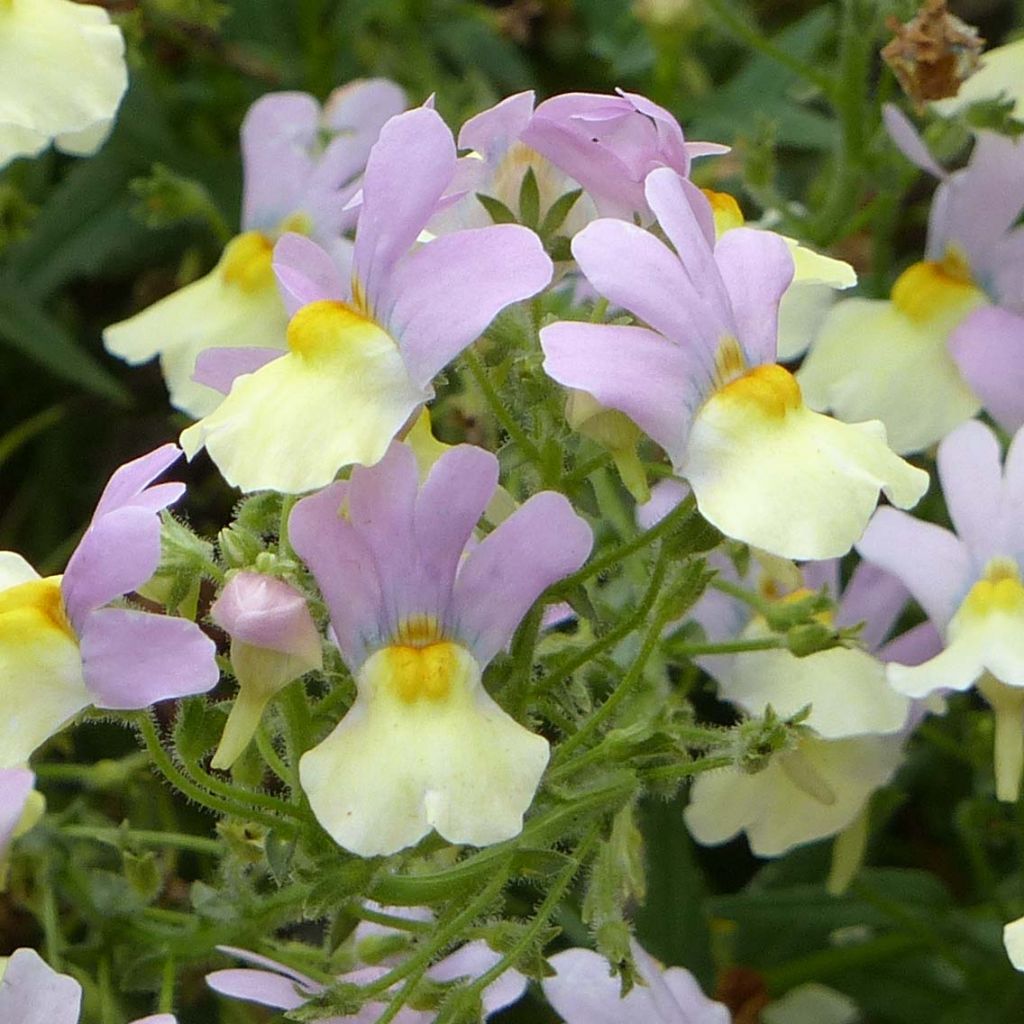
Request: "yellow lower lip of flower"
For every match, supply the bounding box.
[0,577,73,642]
[960,560,1024,617]
[220,232,275,293]
[286,299,385,361]
[890,251,983,325]
[702,188,744,234]
[384,641,459,703]
[713,363,802,418]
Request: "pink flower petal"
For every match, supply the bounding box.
[949,306,1024,434]
[191,347,282,395]
[0,949,81,1024]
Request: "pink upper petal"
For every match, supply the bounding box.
[206,968,313,1010]
[937,419,1009,562]
[458,91,536,158]
[571,218,718,351]
[541,321,704,468]
[453,491,592,664]
[949,306,1024,435]
[80,607,219,709]
[856,508,973,631]
[429,941,527,1017]
[241,92,321,232]
[92,444,183,520]
[384,224,552,388]
[878,620,944,667]
[192,347,282,395]
[0,768,34,854]
[0,949,82,1024]
[836,562,911,653]
[713,226,793,367]
[882,104,946,179]
[353,108,457,314]
[273,233,347,315]
[130,1016,178,1024]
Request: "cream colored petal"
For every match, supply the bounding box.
[777,283,841,362]
[0,0,127,166]
[762,984,859,1024]
[684,733,903,857]
[0,553,40,591]
[932,39,1024,121]
[104,258,289,419]
[785,237,857,289]
[798,298,982,454]
[1004,914,1024,971]
[681,368,928,560]
[180,321,426,494]
[721,621,910,739]
[299,643,549,856]
[0,607,89,769]
[55,116,114,157]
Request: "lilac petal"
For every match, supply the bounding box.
[0,948,82,1024]
[836,561,910,652]
[62,506,163,631]
[206,969,313,1010]
[92,444,182,519]
[949,306,1024,434]
[802,560,841,597]
[214,947,321,987]
[882,104,946,179]
[453,491,592,664]
[632,942,730,1024]
[543,948,648,1024]
[644,170,734,339]
[192,347,282,395]
[713,226,793,366]
[685,140,731,161]
[878,620,943,667]
[241,92,320,231]
[0,768,34,852]
[541,321,703,468]
[1004,427,1024,560]
[856,508,973,631]
[80,607,218,709]
[131,1016,178,1024]
[385,225,552,388]
[289,482,383,669]
[273,233,347,315]
[430,941,527,1017]
[636,477,689,530]
[458,91,535,157]
[937,419,1008,559]
[353,108,457,312]
[570,218,718,350]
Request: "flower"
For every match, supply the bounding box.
[857,418,1024,801]
[104,80,407,417]
[541,940,730,1023]
[520,90,727,222]
[800,108,1024,450]
[0,768,42,888]
[288,441,592,855]
[0,947,175,1024]
[181,106,554,494]
[207,905,527,1021]
[0,445,218,768]
[540,167,927,559]
[0,0,127,167]
[1005,914,1024,971]
[683,557,936,857]
[209,572,323,769]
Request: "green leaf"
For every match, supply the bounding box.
[476,193,517,225]
[540,188,583,237]
[0,286,128,403]
[518,166,541,229]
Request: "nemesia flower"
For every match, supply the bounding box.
[0,768,43,888]
[540,167,927,559]
[932,37,1024,121]
[520,90,728,221]
[800,108,1024,450]
[683,557,937,857]
[0,445,218,768]
[104,80,406,417]
[288,442,592,855]
[858,419,1024,801]
[541,940,730,1024]
[207,906,527,1021]
[181,107,553,494]
[209,572,322,769]
[0,0,127,167]
[0,947,176,1024]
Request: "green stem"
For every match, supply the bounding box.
[159,953,176,1014]
[61,824,222,857]
[640,755,736,785]
[39,856,63,968]
[463,347,543,465]
[671,636,785,657]
[256,722,292,786]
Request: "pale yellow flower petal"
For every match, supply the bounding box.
[0,579,89,769]
[0,0,127,166]
[1004,913,1024,971]
[181,301,427,493]
[681,366,928,560]
[300,642,549,855]
[104,233,289,418]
